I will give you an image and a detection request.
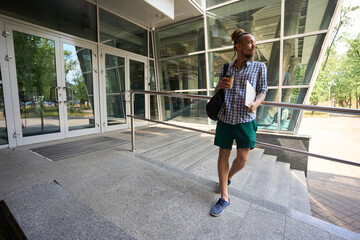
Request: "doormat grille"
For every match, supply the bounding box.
[29,137,129,161]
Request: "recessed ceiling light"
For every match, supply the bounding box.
[156,13,165,19]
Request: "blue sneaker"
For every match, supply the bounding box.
[217,179,231,193]
[210,198,230,217]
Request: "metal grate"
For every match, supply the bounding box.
[29,137,129,161]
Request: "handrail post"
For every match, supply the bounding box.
[130,91,135,152]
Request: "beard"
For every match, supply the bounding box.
[242,50,254,59]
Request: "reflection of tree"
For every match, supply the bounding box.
[64,47,93,116]
[72,72,89,108]
[75,47,94,114]
[64,50,77,82]
[14,32,56,130]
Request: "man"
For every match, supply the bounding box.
[210,29,268,217]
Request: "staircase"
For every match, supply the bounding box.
[138,126,312,215]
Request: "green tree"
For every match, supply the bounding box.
[322,6,360,70]
[342,34,360,108]
[312,4,360,109]
[310,48,341,107]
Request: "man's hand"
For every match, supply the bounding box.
[215,77,231,92]
[246,93,266,113]
[246,102,259,113]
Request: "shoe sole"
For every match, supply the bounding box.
[210,203,230,217]
[210,211,223,217]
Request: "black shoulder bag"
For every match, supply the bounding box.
[206,63,229,121]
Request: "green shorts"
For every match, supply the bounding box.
[214,120,257,150]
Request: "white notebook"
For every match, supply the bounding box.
[245,81,256,107]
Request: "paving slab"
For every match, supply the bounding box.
[2,181,135,240]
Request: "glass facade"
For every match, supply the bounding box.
[207,0,281,49]
[0,0,97,41]
[99,8,148,56]
[159,54,206,91]
[0,0,341,147]
[155,0,339,133]
[161,92,208,125]
[284,0,337,36]
[156,18,204,58]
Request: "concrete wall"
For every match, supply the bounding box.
[256,132,311,176]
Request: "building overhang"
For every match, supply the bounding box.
[97,0,203,29]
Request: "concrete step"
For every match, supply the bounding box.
[139,131,199,155]
[241,154,277,198]
[174,137,218,170]
[289,169,312,215]
[189,148,265,185]
[265,161,291,207]
[153,135,212,163]
[1,181,134,240]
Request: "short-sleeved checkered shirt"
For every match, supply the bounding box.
[217,60,268,125]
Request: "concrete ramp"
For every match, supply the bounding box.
[2,181,135,240]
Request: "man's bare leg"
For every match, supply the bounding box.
[228,148,250,180]
[218,147,231,201]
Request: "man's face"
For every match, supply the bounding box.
[236,34,256,58]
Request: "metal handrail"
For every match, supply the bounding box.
[129,90,360,115]
[128,90,360,167]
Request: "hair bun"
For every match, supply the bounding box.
[231,28,245,42]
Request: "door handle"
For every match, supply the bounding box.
[64,86,74,103]
[5,55,13,61]
[54,87,59,103]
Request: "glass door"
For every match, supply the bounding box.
[5,24,65,145]
[99,49,148,131]
[128,57,148,127]
[61,41,100,137]
[4,24,100,146]
[0,64,8,146]
[100,48,127,131]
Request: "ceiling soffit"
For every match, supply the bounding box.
[97,0,202,29]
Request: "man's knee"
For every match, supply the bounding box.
[218,148,231,160]
[235,149,250,163]
[234,155,248,166]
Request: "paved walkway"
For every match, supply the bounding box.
[299,115,360,234]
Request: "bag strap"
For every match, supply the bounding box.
[223,63,230,76]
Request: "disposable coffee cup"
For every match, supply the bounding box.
[225,75,234,89]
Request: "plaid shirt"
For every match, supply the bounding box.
[217,60,268,125]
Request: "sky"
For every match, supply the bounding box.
[334,0,360,54]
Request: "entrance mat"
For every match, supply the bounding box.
[29,136,129,161]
